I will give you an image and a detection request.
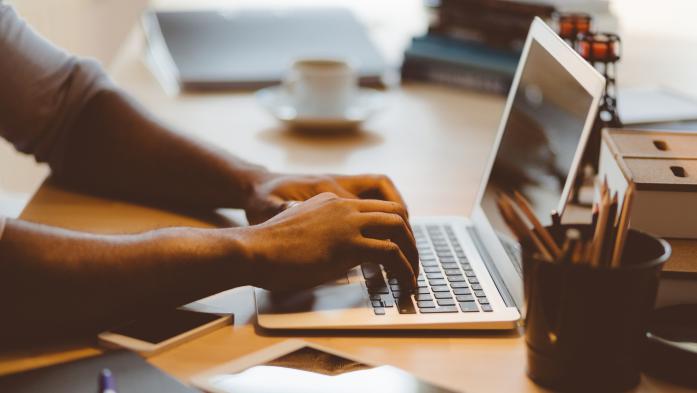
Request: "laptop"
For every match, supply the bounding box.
[142,7,386,90]
[255,18,605,330]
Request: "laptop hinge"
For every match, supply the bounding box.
[467,226,519,310]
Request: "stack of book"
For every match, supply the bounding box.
[401,0,555,94]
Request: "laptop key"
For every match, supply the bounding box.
[447,276,467,282]
[423,266,441,273]
[450,282,468,288]
[415,294,433,301]
[431,285,450,292]
[481,304,493,312]
[441,262,458,269]
[478,298,489,305]
[433,291,453,299]
[368,286,389,294]
[396,297,417,314]
[474,290,486,297]
[471,284,482,290]
[361,263,380,279]
[382,297,395,307]
[453,288,471,295]
[420,306,459,313]
[417,287,431,294]
[465,270,477,277]
[371,300,383,308]
[468,277,479,284]
[426,272,444,280]
[456,294,475,302]
[421,260,439,267]
[437,306,460,313]
[373,307,386,315]
[459,302,479,312]
[429,279,447,286]
[437,298,456,306]
[444,269,461,275]
[369,294,382,301]
[417,300,436,308]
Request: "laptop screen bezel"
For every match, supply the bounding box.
[471,18,605,311]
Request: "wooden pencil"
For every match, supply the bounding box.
[590,190,611,267]
[511,191,562,258]
[610,184,635,268]
[498,196,554,262]
[559,228,581,264]
[602,193,619,265]
[591,203,599,230]
[571,240,584,264]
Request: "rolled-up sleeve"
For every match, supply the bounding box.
[0,4,112,170]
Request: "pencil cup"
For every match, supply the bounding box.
[523,224,670,392]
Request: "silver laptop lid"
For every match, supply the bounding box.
[471,18,605,310]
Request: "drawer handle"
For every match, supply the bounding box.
[653,140,669,151]
[670,166,687,178]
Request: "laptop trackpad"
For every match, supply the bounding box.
[256,281,365,315]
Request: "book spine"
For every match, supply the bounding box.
[407,35,520,75]
[402,56,511,95]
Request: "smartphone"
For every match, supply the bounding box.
[98,309,232,357]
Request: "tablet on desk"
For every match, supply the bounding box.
[191,340,458,393]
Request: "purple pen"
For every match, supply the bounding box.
[99,368,117,393]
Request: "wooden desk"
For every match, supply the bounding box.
[1,17,694,393]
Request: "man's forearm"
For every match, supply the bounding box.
[0,219,251,346]
[57,87,270,210]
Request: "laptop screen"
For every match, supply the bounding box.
[480,39,594,246]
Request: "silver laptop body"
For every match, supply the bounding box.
[255,18,605,330]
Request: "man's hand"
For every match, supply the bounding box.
[245,173,408,225]
[239,192,418,292]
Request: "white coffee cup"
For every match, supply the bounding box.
[283,59,357,118]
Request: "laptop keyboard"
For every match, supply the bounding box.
[362,224,492,315]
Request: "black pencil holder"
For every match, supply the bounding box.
[523,224,670,392]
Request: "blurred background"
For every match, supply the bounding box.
[2,0,697,217]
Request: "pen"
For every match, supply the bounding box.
[100,368,117,393]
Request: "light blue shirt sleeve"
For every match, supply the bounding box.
[0,4,112,170]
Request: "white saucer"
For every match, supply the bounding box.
[256,86,385,131]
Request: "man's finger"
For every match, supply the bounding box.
[336,175,408,210]
[351,199,414,238]
[358,213,419,277]
[319,184,357,199]
[358,238,417,288]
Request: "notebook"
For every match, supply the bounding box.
[143,8,386,90]
[0,350,197,393]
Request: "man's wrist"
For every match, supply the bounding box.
[227,163,275,207]
[138,226,255,291]
[226,225,264,287]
